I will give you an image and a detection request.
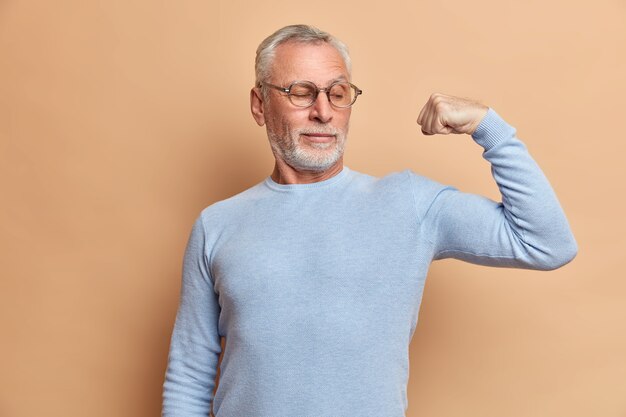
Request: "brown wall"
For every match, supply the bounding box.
[1,1,625,416]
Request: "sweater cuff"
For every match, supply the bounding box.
[471,108,516,150]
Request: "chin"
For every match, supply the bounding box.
[286,147,343,172]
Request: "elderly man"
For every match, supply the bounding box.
[163,24,576,417]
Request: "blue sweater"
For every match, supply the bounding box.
[162,109,577,417]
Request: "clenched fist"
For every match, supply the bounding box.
[417,93,489,136]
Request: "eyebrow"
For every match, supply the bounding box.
[329,75,349,84]
[286,76,349,87]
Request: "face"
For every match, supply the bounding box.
[252,42,352,172]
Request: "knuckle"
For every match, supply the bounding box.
[432,95,449,107]
[434,101,447,112]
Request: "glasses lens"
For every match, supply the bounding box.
[288,82,317,107]
[329,82,356,107]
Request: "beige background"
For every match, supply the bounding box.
[1,1,625,416]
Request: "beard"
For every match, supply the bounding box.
[267,124,348,172]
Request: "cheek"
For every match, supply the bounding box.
[266,116,293,141]
[264,103,313,134]
[336,111,351,130]
[263,108,284,131]
[269,116,289,134]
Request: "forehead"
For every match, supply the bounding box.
[270,41,349,85]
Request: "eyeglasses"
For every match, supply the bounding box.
[259,80,363,108]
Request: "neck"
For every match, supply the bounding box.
[271,158,344,185]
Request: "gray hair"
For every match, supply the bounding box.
[254,24,352,88]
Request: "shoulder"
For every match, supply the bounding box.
[348,168,453,221]
[195,180,268,227]
[351,168,450,197]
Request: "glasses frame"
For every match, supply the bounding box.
[259,80,363,108]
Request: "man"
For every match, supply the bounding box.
[162,24,577,417]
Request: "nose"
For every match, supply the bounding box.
[309,91,333,123]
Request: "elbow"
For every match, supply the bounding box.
[536,234,578,270]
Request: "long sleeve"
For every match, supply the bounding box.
[423,108,577,270]
[162,215,222,416]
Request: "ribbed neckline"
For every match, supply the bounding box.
[263,166,351,192]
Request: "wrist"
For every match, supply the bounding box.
[471,108,517,150]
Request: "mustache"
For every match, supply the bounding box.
[295,127,340,135]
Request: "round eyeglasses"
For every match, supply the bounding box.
[259,80,363,108]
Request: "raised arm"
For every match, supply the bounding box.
[417,93,577,270]
[162,215,222,416]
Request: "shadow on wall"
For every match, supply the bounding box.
[207,129,271,203]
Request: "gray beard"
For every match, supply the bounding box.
[268,126,348,172]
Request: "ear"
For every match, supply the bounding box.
[250,87,266,126]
